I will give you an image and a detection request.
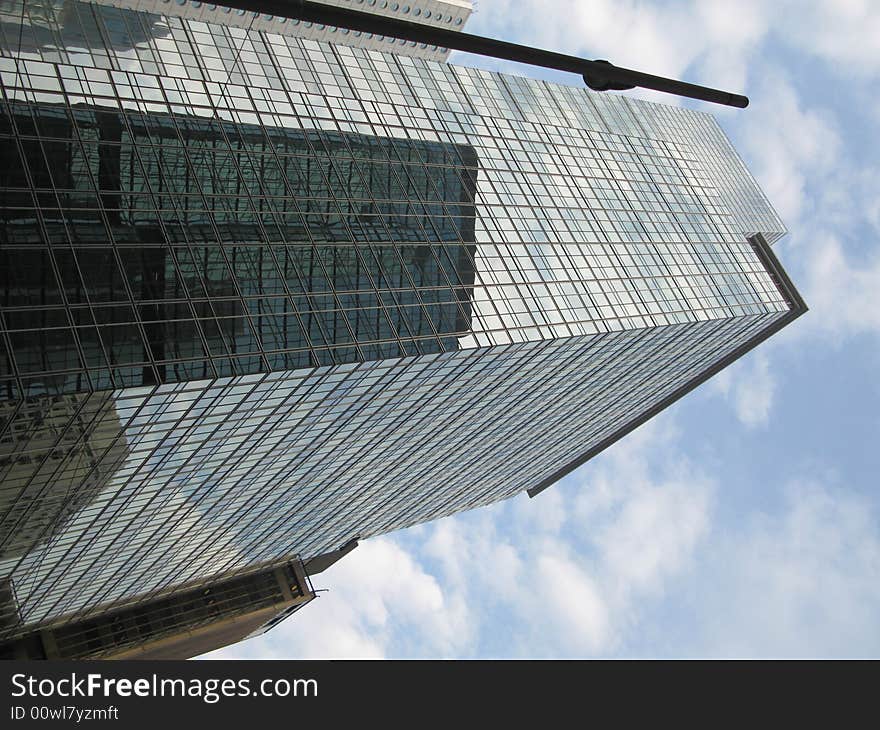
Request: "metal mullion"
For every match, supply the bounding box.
[303,141,365,360]
[90,363,352,609]
[342,344,549,522]
[307,155,364,362]
[338,147,364,347]
[7,368,182,609]
[247,138,295,360]
[624,142,729,316]
[338,153,405,350]
[20,98,93,393]
[0,98,108,572]
[219,139,302,364]
[14,382,199,615]
[33,376,256,624]
[407,155,479,342]
[175,17,267,376]
[0,87,28,409]
[227,358,447,558]
[0,392,97,563]
[357,154,425,352]
[102,81,168,388]
[160,103,229,378]
[526,311,788,498]
[535,320,730,453]
[310,344,517,540]
[377,335,635,523]
[392,157,454,344]
[20,103,241,615]
[299,203,340,363]
[113,104,198,385]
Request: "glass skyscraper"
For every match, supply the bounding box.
[0,0,805,657]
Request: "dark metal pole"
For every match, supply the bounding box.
[205,0,748,108]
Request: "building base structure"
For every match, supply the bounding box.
[0,556,316,659]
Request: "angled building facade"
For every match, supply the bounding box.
[0,0,804,657]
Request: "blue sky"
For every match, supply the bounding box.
[207,0,880,658]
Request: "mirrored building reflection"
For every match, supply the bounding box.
[0,0,804,658]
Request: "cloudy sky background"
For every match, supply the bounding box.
[207,0,880,658]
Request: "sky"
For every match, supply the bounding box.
[206,0,880,659]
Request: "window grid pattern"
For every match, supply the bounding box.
[0,1,796,632]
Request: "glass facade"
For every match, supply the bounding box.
[0,0,803,636]
[1,99,478,387]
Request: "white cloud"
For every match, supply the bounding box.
[421,513,523,609]
[798,233,880,339]
[709,351,776,428]
[204,537,471,659]
[593,471,711,596]
[738,70,841,227]
[777,0,880,73]
[512,481,566,534]
[533,552,610,654]
[468,1,880,82]
[468,0,758,81]
[690,480,880,656]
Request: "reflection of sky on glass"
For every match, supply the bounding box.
[1,0,798,627]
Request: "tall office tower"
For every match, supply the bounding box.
[0,0,804,658]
